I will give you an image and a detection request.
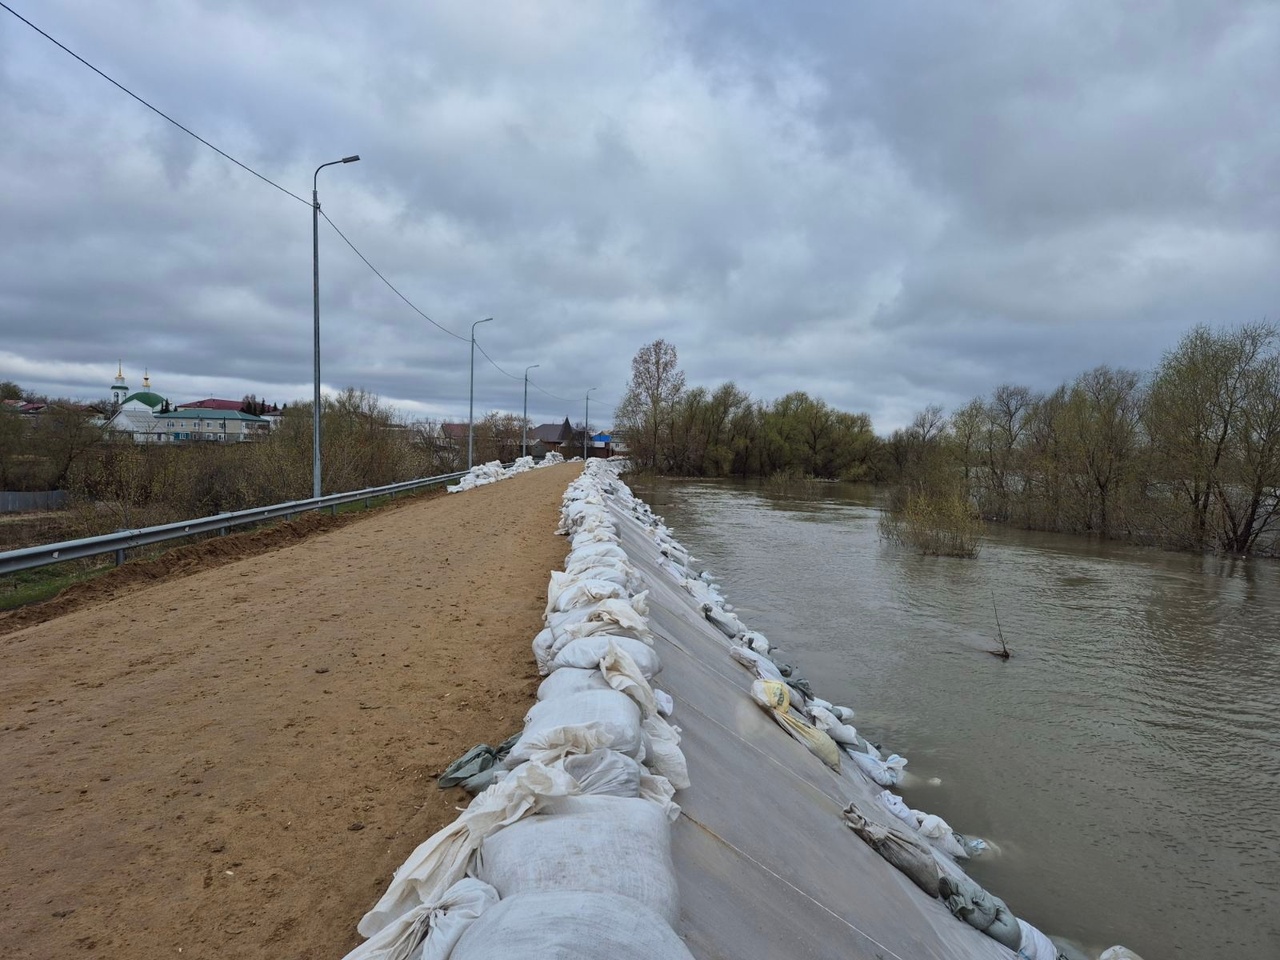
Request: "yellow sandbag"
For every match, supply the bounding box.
[749,680,841,770]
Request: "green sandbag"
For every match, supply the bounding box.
[439,744,496,788]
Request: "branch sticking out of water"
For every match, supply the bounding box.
[990,590,1012,659]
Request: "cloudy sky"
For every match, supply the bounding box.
[2,1,1277,432]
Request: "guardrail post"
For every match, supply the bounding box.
[330,504,338,516]
[115,547,125,566]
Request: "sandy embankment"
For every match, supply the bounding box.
[0,462,579,960]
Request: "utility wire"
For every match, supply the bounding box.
[0,1,309,207]
[529,380,574,403]
[4,1,617,405]
[320,211,468,342]
[473,340,523,381]
[1,3,474,347]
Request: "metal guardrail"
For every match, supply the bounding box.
[0,468,477,576]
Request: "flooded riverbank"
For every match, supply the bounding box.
[630,477,1280,959]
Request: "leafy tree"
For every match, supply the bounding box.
[616,339,686,471]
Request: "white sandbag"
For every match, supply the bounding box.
[640,714,690,790]
[730,645,786,682]
[505,690,643,766]
[564,540,626,562]
[342,877,497,960]
[357,762,578,939]
[570,526,617,548]
[559,563,639,593]
[474,795,679,926]
[824,721,861,746]
[1099,948,1147,960]
[877,789,916,827]
[600,642,660,718]
[1015,919,1059,960]
[551,578,629,612]
[654,689,674,717]
[740,630,771,654]
[532,627,558,675]
[847,750,908,787]
[704,603,745,638]
[537,667,611,700]
[557,597,652,643]
[557,749,644,799]
[809,705,858,743]
[915,812,969,860]
[564,552,630,576]
[544,571,572,618]
[551,635,661,679]
[449,890,694,960]
[831,704,856,723]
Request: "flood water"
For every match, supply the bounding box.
[630,478,1280,959]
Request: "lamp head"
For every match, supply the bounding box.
[342,155,360,163]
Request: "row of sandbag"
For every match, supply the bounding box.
[341,460,696,960]
[446,451,567,493]
[603,474,1095,960]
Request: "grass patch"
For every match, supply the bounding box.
[0,562,110,612]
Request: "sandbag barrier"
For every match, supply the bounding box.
[343,457,694,960]
[445,452,567,493]
[608,468,1144,960]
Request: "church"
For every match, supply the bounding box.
[103,364,269,443]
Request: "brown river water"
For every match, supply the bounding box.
[630,477,1280,960]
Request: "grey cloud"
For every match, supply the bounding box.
[1,1,1276,432]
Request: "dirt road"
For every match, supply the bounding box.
[0,463,579,959]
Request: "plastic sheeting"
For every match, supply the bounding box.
[598,465,1032,960]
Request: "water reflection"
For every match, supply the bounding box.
[631,476,1280,959]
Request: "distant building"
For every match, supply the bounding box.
[529,419,574,454]
[177,398,246,412]
[102,365,267,442]
[104,366,171,442]
[156,409,269,442]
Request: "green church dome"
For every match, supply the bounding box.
[123,391,167,409]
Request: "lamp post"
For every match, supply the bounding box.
[584,387,597,460]
[467,317,492,469]
[523,363,540,457]
[312,154,360,499]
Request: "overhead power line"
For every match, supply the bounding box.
[473,340,523,381]
[528,379,576,404]
[320,211,468,342]
[4,1,618,409]
[0,1,309,206]
[2,3,473,346]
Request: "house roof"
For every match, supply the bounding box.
[530,419,572,443]
[440,422,470,441]
[177,398,245,411]
[107,408,163,434]
[162,409,267,422]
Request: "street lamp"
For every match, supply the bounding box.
[584,387,597,460]
[523,363,540,457]
[312,153,360,499]
[467,317,492,469]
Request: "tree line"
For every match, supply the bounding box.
[615,340,880,481]
[884,322,1280,556]
[1,388,485,537]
